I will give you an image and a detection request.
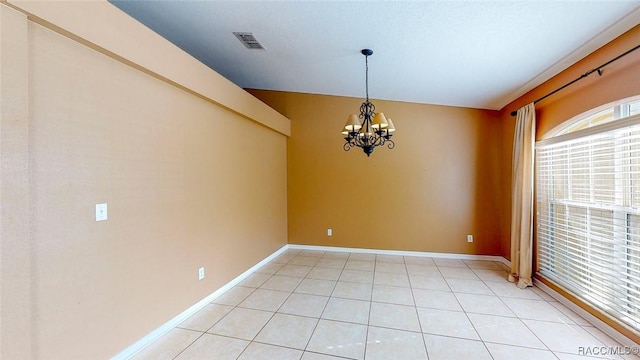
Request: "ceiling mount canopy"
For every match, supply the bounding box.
[342,49,396,157]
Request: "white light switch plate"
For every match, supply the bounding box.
[96,203,108,221]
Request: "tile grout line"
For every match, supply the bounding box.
[228,268,279,360]
[361,255,380,360]
[173,280,266,359]
[441,262,487,356]
[233,250,301,359]
[170,330,207,360]
[404,256,431,359]
[300,253,344,357]
[262,252,317,355]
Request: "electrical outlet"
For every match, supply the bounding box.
[467,234,473,243]
[327,228,333,236]
[95,203,108,221]
[198,267,205,280]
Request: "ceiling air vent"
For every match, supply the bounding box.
[233,32,264,50]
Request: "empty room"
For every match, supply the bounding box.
[1,1,640,359]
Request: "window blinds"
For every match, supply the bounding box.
[536,115,640,333]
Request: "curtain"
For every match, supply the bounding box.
[508,103,536,289]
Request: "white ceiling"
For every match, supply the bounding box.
[110,1,640,110]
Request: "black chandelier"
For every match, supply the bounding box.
[342,49,396,157]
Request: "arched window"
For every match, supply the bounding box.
[549,96,640,136]
[536,96,640,334]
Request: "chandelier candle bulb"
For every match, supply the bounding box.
[342,49,396,157]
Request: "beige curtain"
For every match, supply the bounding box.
[508,103,536,289]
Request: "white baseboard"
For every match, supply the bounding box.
[533,279,639,347]
[287,243,511,267]
[113,243,511,359]
[111,244,289,360]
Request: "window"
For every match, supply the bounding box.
[536,98,640,333]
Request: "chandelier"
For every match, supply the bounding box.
[342,49,396,157]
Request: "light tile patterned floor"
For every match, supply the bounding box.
[131,249,639,360]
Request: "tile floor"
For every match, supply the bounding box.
[131,249,639,360]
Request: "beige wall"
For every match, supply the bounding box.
[0,4,31,360]
[250,90,503,255]
[499,24,640,259]
[1,3,288,359]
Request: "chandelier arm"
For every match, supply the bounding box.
[375,134,385,147]
[349,136,358,146]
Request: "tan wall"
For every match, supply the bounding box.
[1,3,288,359]
[499,24,640,259]
[250,90,503,255]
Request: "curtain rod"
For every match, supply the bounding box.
[510,43,640,116]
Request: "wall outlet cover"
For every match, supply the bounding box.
[96,203,108,221]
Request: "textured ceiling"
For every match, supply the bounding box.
[111,1,640,110]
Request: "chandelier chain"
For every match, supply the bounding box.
[365,54,369,102]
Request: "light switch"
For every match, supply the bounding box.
[96,203,108,221]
